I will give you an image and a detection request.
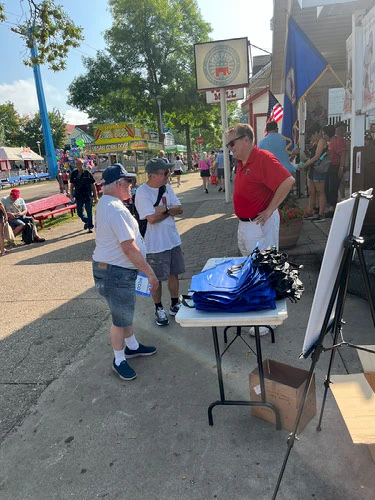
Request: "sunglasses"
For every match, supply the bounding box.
[118,177,133,184]
[226,135,246,148]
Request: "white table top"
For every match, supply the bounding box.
[176,258,288,328]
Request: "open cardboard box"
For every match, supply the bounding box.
[249,359,316,433]
[330,345,375,461]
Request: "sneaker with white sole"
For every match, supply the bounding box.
[125,343,157,358]
[249,325,278,337]
[169,303,181,316]
[155,307,169,326]
[112,360,137,381]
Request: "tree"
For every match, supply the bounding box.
[0,102,25,146]
[1,0,83,70]
[21,109,66,153]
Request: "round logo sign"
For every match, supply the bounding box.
[203,44,240,87]
[197,137,203,144]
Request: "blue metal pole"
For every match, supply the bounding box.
[28,28,58,179]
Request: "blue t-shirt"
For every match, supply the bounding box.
[258,133,297,173]
[216,152,224,169]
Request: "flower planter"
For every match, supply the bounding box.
[279,218,303,249]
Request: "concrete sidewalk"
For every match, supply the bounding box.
[0,173,374,499]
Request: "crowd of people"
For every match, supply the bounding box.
[0,121,353,379]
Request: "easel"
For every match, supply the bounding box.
[273,191,375,499]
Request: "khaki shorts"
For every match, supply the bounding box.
[146,245,186,281]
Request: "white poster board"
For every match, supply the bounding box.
[302,190,372,357]
[206,87,244,104]
[362,5,375,113]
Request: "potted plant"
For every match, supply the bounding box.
[278,195,306,249]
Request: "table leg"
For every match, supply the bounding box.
[208,325,281,430]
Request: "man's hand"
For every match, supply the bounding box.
[7,213,16,220]
[148,274,159,293]
[255,207,273,225]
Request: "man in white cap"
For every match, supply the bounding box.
[92,163,159,381]
[135,158,185,327]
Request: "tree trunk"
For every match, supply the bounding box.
[185,124,192,171]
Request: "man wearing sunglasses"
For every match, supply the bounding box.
[226,123,295,255]
[226,124,295,337]
[135,158,185,327]
[93,164,159,381]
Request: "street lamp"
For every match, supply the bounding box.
[36,140,44,171]
[156,95,165,149]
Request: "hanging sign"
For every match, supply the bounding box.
[206,87,244,104]
[194,37,249,92]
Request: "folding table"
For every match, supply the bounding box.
[175,258,288,427]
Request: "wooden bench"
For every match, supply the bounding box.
[26,194,77,228]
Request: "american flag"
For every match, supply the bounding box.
[267,91,283,123]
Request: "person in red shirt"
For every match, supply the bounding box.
[323,123,347,217]
[226,123,295,256]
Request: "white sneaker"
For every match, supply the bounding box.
[249,325,278,337]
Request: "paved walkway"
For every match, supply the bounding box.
[0,173,374,499]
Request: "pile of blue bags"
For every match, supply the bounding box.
[188,247,304,313]
[189,256,276,312]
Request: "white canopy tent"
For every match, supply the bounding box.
[0,147,43,172]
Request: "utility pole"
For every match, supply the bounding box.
[28,27,58,179]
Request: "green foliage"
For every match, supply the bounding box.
[2,0,83,71]
[0,102,25,146]
[21,109,66,152]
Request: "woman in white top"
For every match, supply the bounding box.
[173,155,184,187]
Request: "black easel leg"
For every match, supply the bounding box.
[357,246,375,327]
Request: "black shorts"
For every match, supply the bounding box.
[200,170,210,178]
[173,170,182,176]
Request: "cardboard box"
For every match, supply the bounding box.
[330,345,375,462]
[249,359,316,433]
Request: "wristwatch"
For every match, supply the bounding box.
[165,205,170,214]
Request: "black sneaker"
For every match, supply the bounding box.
[169,303,181,316]
[112,360,137,381]
[84,223,88,230]
[314,215,326,222]
[155,307,169,326]
[125,343,157,358]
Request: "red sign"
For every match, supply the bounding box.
[197,137,203,144]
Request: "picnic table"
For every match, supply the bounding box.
[26,194,77,228]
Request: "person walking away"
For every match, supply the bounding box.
[198,152,211,193]
[322,124,346,218]
[297,123,328,221]
[173,155,184,187]
[62,170,69,194]
[70,158,98,233]
[1,188,45,243]
[258,121,299,174]
[226,123,294,336]
[215,148,225,192]
[92,164,159,381]
[135,158,185,327]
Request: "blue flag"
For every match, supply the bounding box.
[282,17,328,151]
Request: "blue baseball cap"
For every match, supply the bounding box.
[101,163,136,184]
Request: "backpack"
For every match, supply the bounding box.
[133,185,166,237]
[22,221,36,245]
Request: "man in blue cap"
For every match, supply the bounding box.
[135,158,185,327]
[92,163,159,381]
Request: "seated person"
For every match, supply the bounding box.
[1,188,45,242]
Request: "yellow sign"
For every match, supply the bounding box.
[86,140,162,155]
[93,122,155,145]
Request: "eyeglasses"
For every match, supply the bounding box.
[118,178,133,184]
[226,135,246,149]
[154,171,169,177]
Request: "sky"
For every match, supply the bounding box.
[0,0,273,124]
